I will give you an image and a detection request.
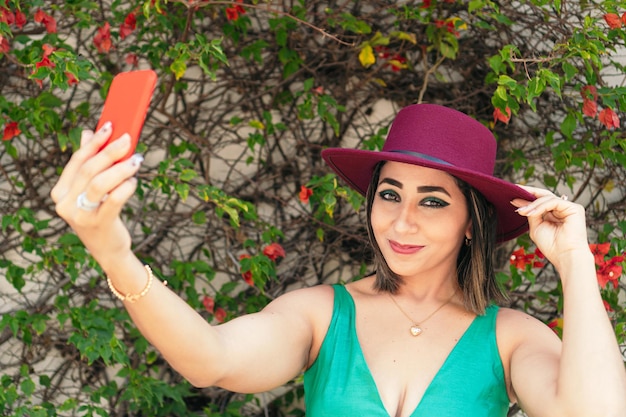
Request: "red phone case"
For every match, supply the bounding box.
[95,69,157,161]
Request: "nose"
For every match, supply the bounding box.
[393,202,419,234]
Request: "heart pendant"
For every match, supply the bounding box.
[410,325,422,336]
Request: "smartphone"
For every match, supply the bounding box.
[95,69,157,161]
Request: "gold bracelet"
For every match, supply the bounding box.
[107,264,154,303]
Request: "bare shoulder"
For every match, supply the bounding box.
[496,307,555,333]
[495,307,562,403]
[263,284,335,314]
[263,284,336,336]
[262,284,336,368]
[496,307,560,349]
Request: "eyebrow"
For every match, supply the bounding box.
[417,185,451,197]
[379,178,451,197]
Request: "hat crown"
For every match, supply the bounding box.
[382,104,496,176]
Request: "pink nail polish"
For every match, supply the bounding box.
[100,121,112,132]
[130,154,144,167]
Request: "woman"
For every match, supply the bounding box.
[52,104,626,416]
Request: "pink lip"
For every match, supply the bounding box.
[389,240,423,255]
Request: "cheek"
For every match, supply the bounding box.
[369,203,388,239]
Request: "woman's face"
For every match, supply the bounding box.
[370,161,472,280]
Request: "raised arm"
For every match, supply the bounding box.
[508,186,626,417]
[51,125,322,392]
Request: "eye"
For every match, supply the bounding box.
[421,197,449,208]
[378,189,400,202]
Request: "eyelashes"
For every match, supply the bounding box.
[378,189,399,202]
[377,190,450,208]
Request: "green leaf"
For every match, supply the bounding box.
[20,378,35,396]
[179,169,197,182]
[560,113,576,139]
[170,58,187,80]
[192,210,206,225]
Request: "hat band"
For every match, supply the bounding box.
[389,150,453,166]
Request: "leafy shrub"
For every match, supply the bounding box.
[1,0,624,415]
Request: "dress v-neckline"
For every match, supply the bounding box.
[344,288,480,417]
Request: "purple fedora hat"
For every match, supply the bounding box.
[321,103,535,242]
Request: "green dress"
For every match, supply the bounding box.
[304,285,510,416]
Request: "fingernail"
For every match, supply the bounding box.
[117,133,131,146]
[100,121,112,132]
[130,153,144,167]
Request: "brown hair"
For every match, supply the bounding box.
[365,161,505,315]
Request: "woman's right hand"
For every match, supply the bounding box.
[51,122,143,271]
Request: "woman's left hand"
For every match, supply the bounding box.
[511,185,589,272]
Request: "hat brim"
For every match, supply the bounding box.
[322,148,536,243]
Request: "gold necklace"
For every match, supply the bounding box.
[389,291,457,336]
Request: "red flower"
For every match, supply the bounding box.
[375,46,390,59]
[0,35,9,54]
[389,54,407,72]
[547,318,562,330]
[603,13,622,29]
[547,318,563,336]
[32,45,55,82]
[599,108,620,129]
[603,300,614,313]
[596,259,623,289]
[532,248,545,268]
[580,85,598,118]
[34,9,57,33]
[202,295,215,313]
[225,0,246,21]
[42,43,55,57]
[65,72,78,86]
[510,247,543,270]
[3,121,20,141]
[299,185,313,204]
[493,106,511,125]
[214,307,227,323]
[420,0,432,8]
[0,8,14,25]
[241,270,254,286]
[590,242,611,265]
[36,56,54,69]
[445,21,460,37]
[225,7,238,21]
[581,85,598,101]
[582,99,597,118]
[14,10,26,29]
[510,248,528,269]
[263,243,285,261]
[93,22,112,54]
[120,12,137,40]
[239,254,254,286]
[125,52,139,67]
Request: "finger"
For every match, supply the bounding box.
[95,176,139,221]
[51,123,114,203]
[62,133,132,202]
[82,153,144,204]
[69,176,138,231]
[515,194,567,218]
[80,128,95,147]
[55,151,142,227]
[515,184,558,199]
[510,185,564,214]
